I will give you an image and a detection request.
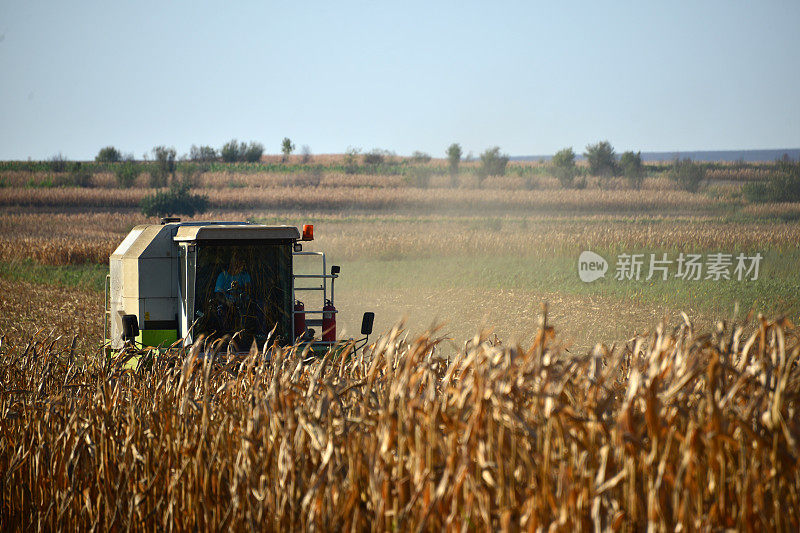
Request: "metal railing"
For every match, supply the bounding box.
[292,251,338,337]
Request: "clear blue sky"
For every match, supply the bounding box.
[1,0,798,160]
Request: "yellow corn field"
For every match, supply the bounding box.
[0,186,717,214]
[6,209,800,267]
[1,312,798,530]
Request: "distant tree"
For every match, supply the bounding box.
[446,143,462,186]
[66,162,92,187]
[51,160,91,187]
[743,159,800,203]
[220,139,262,163]
[742,181,771,203]
[150,146,176,188]
[48,153,68,173]
[670,158,705,192]
[96,146,122,163]
[281,138,295,162]
[189,145,218,162]
[221,139,243,162]
[300,145,312,163]
[478,146,509,184]
[552,147,578,188]
[242,141,264,163]
[115,161,141,188]
[769,159,800,201]
[140,182,209,218]
[343,146,361,174]
[620,150,645,189]
[363,149,387,166]
[584,141,618,177]
[177,162,208,188]
[411,151,431,164]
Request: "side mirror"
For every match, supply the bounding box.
[121,314,139,341]
[360,312,374,336]
[331,265,340,275]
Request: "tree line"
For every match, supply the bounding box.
[13,139,798,214]
[90,138,712,194]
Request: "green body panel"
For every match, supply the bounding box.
[136,329,178,348]
[103,334,346,369]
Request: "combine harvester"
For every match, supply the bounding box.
[104,218,374,357]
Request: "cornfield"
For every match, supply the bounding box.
[1,312,798,530]
[0,237,113,265]
[4,210,800,266]
[0,186,717,215]
[705,168,776,182]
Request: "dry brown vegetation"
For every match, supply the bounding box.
[0,277,103,354]
[0,211,139,265]
[705,167,777,182]
[3,208,800,266]
[1,312,798,530]
[1,157,800,529]
[0,186,720,215]
[0,237,111,265]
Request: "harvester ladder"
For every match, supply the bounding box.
[292,251,338,332]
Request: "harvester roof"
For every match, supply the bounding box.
[111,222,301,261]
[173,224,300,242]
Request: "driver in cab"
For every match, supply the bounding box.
[215,253,251,312]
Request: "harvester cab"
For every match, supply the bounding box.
[105,219,373,355]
